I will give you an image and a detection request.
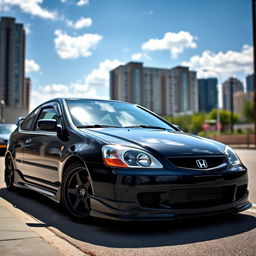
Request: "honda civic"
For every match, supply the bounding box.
[5,98,251,221]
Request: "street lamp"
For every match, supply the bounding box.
[202,69,222,136]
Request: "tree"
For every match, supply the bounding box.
[243,101,254,123]
[189,112,206,133]
[163,112,206,134]
[207,109,239,131]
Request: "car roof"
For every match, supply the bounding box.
[44,98,134,105]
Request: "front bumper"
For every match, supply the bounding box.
[89,165,251,221]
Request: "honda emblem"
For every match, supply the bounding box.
[196,159,208,169]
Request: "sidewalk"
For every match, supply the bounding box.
[0,199,65,256]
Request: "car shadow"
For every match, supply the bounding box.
[0,186,256,249]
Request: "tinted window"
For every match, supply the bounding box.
[36,107,60,131]
[38,107,58,121]
[21,109,38,131]
[66,100,174,130]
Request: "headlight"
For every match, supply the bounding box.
[225,146,241,166]
[102,145,163,168]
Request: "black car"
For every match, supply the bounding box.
[5,98,251,221]
[0,124,16,155]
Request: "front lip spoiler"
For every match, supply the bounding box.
[90,202,252,221]
[89,200,252,221]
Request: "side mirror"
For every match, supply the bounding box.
[16,117,25,126]
[38,119,58,131]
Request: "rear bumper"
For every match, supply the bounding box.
[89,165,251,221]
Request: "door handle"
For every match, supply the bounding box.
[25,138,32,144]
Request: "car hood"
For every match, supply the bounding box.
[82,128,225,156]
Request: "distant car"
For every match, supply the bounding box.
[0,124,16,155]
[4,98,251,221]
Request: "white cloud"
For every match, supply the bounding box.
[54,30,102,59]
[31,84,97,111]
[131,52,151,61]
[66,17,92,29]
[142,31,197,59]
[31,59,123,110]
[182,45,253,79]
[25,59,40,73]
[85,59,123,87]
[131,53,143,61]
[77,0,89,6]
[24,23,31,34]
[0,0,57,19]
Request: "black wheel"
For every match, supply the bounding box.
[61,162,92,220]
[5,155,15,191]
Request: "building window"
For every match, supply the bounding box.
[133,69,141,104]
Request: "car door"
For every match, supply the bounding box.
[22,102,64,191]
[14,108,39,173]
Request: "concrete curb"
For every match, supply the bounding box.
[0,197,89,256]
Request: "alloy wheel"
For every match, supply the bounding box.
[62,163,92,219]
[5,155,14,190]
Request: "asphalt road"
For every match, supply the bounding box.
[0,149,256,256]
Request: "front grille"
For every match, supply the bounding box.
[137,184,247,209]
[138,192,161,208]
[166,185,235,208]
[167,156,227,170]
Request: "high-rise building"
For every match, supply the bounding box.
[110,62,198,116]
[0,17,29,123]
[233,91,254,118]
[198,78,218,113]
[222,77,244,111]
[246,74,254,92]
[169,66,198,115]
[23,77,31,110]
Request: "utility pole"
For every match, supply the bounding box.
[230,78,234,133]
[252,0,256,147]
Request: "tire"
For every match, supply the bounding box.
[61,162,92,220]
[5,155,15,191]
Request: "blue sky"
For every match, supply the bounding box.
[0,0,253,109]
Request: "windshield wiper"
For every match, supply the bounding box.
[123,125,169,130]
[78,124,171,130]
[77,124,121,128]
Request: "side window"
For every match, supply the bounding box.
[35,107,60,131]
[21,109,38,131]
[38,107,58,121]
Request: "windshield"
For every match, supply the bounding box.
[0,124,16,134]
[66,100,175,130]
